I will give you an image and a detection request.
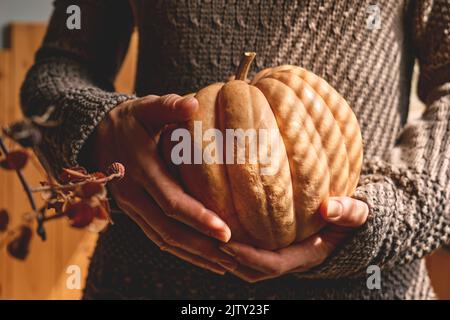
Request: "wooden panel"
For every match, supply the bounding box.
[0,50,12,298]
[427,248,450,300]
[0,51,12,207]
[115,31,138,94]
[5,22,54,300]
[0,23,137,300]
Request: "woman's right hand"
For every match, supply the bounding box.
[90,94,237,274]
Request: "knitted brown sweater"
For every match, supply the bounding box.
[20,0,449,299]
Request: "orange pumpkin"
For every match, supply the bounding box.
[163,52,363,250]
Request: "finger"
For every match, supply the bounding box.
[279,234,337,272]
[221,234,337,275]
[287,230,351,275]
[125,206,227,276]
[115,111,231,242]
[220,242,283,275]
[228,265,275,283]
[140,152,232,243]
[132,94,198,129]
[114,181,237,270]
[319,197,369,227]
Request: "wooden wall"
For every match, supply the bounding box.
[0,23,137,300]
[0,23,448,300]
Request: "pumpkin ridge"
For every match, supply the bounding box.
[253,69,336,191]
[176,83,256,245]
[212,85,256,245]
[256,65,362,194]
[257,77,330,188]
[249,85,277,246]
[254,78,329,240]
[212,87,254,244]
[256,66,352,194]
[250,84,296,248]
[275,67,363,194]
[267,72,350,196]
[237,83,278,244]
[217,81,294,248]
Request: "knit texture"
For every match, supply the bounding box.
[20,0,450,299]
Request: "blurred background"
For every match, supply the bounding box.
[0,0,137,300]
[0,0,448,300]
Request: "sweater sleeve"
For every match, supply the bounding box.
[296,0,450,279]
[20,0,135,175]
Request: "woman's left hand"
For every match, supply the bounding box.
[219,197,369,282]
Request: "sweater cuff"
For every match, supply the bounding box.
[293,160,449,280]
[292,179,391,280]
[36,90,135,176]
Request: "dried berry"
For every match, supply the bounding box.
[0,150,29,170]
[3,121,42,148]
[78,181,105,198]
[107,162,125,179]
[64,201,96,228]
[0,209,10,231]
[7,225,32,260]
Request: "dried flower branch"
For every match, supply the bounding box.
[0,135,43,240]
[0,112,125,260]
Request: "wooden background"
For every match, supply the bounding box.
[0,23,137,299]
[0,23,448,299]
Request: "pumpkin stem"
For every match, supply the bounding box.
[235,52,256,81]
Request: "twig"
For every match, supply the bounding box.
[30,172,123,193]
[0,135,46,240]
[42,212,66,222]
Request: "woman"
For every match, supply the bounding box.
[21,0,449,299]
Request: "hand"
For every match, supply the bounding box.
[91,94,237,275]
[218,197,369,282]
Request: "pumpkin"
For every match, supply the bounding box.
[163,52,363,250]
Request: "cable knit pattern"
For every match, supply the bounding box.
[20,0,449,299]
[21,57,134,174]
[20,0,135,174]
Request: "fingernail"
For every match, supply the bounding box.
[173,96,198,117]
[209,216,231,242]
[219,245,235,257]
[218,228,232,243]
[206,228,230,243]
[327,199,342,219]
[209,215,227,229]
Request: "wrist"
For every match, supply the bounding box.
[80,99,135,171]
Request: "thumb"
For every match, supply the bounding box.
[319,197,369,228]
[133,93,198,129]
